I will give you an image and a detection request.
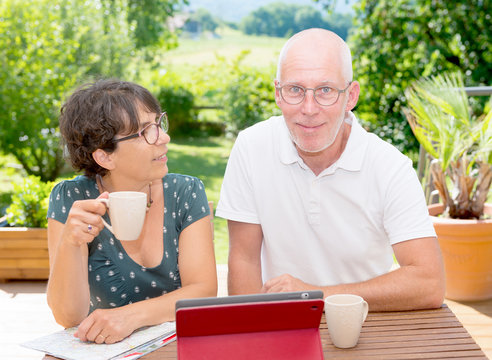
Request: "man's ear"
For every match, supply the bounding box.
[274,79,282,106]
[345,81,360,112]
[92,149,115,171]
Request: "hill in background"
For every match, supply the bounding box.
[185,0,355,23]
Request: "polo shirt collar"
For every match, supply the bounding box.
[278,111,369,173]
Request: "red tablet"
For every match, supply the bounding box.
[176,291,324,360]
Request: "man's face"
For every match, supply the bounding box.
[275,43,356,155]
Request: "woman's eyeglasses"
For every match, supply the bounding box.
[113,112,168,145]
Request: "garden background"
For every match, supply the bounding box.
[1,0,490,264]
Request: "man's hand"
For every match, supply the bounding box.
[261,274,313,293]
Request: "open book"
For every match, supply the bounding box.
[21,321,176,360]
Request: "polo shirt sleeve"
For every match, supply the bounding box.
[216,131,260,224]
[383,157,436,245]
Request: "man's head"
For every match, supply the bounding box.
[275,28,359,155]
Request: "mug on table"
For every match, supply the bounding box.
[324,294,369,348]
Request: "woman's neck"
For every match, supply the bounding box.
[97,174,154,210]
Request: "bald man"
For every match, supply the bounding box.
[216,28,445,311]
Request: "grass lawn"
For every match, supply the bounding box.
[161,28,285,69]
[162,136,234,264]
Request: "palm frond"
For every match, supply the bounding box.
[404,72,492,219]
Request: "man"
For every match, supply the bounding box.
[216,28,445,311]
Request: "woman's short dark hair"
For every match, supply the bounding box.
[59,79,161,178]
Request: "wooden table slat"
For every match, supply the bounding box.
[321,329,476,344]
[325,343,482,355]
[326,350,488,360]
[364,315,459,326]
[324,338,480,351]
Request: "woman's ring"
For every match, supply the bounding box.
[87,224,93,232]
[97,334,106,341]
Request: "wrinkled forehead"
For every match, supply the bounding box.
[277,30,352,84]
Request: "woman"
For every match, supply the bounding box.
[46,79,217,344]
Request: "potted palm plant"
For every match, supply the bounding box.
[0,175,52,280]
[404,71,492,301]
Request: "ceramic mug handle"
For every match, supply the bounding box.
[361,300,369,322]
[97,198,113,234]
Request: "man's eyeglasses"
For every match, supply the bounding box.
[113,112,168,145]
[276,83,351,106]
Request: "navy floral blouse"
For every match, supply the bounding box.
[48,174,210,312]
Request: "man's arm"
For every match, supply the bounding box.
[227,220,264,295]
[262,237,445,311]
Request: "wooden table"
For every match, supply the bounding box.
[43,304,487,359]
[141,304,487,360]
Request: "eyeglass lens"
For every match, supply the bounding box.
[281,85,341,106]
[142,113,168,144]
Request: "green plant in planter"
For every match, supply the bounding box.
[404,71,492,219]
[6,175,53,228]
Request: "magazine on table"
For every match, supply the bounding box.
[21,321,176,360]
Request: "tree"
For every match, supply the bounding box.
[184,8,220,34]
[317,0,491,153]
[294,7,326,33]
[0,0,186,181]
[0,0,133,181]
[240,2,351,39]
[126,0,188,49]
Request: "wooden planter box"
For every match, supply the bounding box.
[0,227,49,281]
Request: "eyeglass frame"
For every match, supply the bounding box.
[113,112,168,145]
[276,82,352,106]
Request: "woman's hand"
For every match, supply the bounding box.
[61,192,109,247]
[74,307,136,344]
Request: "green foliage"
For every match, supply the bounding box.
[218,52,280,134]
[239,2,351,39]
[348,0,492,153]
[126,0,187,49]
[184,8,220,33]
[405,71,492,219]
[184,51,279,135]
[406,72,476,170]
[0,192,13,218]
[6,175,53,228]
[157,83,197,136]
[0,0,186,181]
[0,0,134,181]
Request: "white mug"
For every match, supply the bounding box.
[98,191,147,241]
[324,294,369,348]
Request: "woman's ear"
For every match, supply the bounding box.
[92,149,115,171]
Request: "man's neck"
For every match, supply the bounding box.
[297,122,352,176]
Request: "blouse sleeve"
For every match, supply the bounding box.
[47,178,95,224]
[174,175,210,233]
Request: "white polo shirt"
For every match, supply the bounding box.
[216,113,436,286]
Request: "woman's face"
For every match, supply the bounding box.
[109,106,170,184]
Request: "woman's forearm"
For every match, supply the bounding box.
[47,239,90,327]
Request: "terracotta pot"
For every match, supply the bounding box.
[0,227,49,281]
[428,204,492,301]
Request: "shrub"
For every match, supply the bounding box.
[156,85,198,137]
[218,52,280,135]
[5,175,53,228]
[0,192,13,219]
